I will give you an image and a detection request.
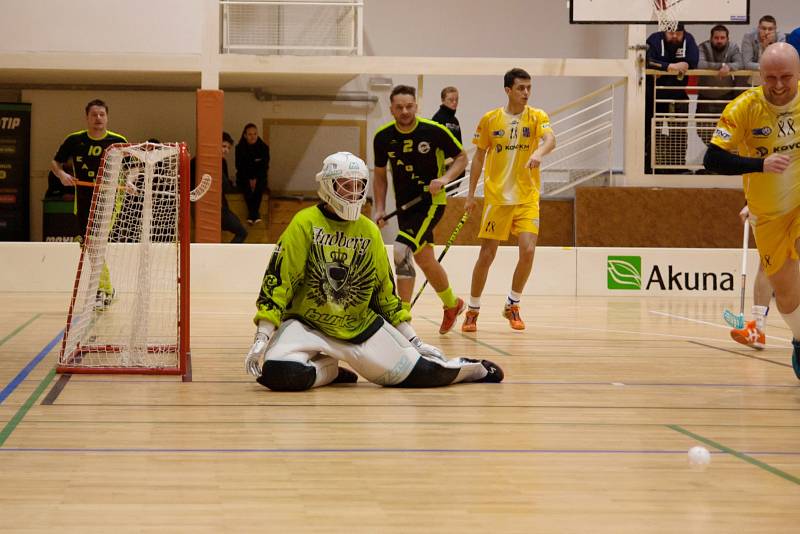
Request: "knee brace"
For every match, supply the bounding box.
[393,243,416,278]
[257,360,316,391]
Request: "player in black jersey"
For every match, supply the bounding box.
[51,99,128,239]
[373,85,467,335]
[51,99,127,308]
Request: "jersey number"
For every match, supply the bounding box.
[88,146,102,156]
[402,139,413,153]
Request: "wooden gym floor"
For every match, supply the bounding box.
[1,292,799,533]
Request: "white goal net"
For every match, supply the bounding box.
[59,142,190,375]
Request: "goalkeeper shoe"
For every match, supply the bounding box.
[461,358,504,383]
[502,304,525,330]
[730,320,765,350]
[792,339,800,381]
[461,309,479,332]
[439,297,465,334]
[93,289,115,311]
[332,366,359,384]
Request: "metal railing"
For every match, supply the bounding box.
[221,0,364,56]
[541,80,621,197]
[648,69,757,172]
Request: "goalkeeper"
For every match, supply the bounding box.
[244,152,503,391]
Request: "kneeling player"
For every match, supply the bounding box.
[244,152,503,391]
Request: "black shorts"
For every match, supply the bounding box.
[396,203,444,252]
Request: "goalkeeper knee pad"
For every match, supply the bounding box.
[257,360,316,391]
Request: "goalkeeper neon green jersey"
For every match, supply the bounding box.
[254,204,411,342]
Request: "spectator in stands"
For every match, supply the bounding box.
[432,86,465,180]
[696,25,742,146]
[788,26,800,57]
[221,132,248,243]
[235,123,270,224]
[741,15,785,71]
[190,133,248,243]
[645,23,699,173]
[431,86,462,144]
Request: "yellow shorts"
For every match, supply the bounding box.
[752,205,800,276]
[478,201,540,241]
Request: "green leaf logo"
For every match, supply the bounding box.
[607,256,642,290]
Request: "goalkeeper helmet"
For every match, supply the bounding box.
[316,152,369,221]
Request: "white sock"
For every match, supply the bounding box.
[506,290,522,307]
[752,305,768,332]
[779,304,800,340]
[468,296,481,310]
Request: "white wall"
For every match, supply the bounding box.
[0,243,759,299]
[0,0,204,55]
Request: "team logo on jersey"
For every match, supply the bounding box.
[751,126,772,137]
[777,118,796,138]
[418,141,431,154]
[522,127,530,138]
[306,242,375,310]
[713,128,732,141]
[491,129,505,137]
[325,250,351,291]
[756,146,769,157]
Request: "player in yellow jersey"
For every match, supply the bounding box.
[462,68,556,332]
[704,43,800,379]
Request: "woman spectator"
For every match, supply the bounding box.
[235,123,270,224]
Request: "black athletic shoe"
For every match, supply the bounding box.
[332,366,358,384]
[792,339,800,381]
[476,359,504,383]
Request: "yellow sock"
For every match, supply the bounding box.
[436,286,457,309]
[402,301,411,313]
[98,262,113,294]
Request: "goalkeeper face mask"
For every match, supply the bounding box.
[316,152,369,221]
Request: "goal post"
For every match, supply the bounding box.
[58,142,191,376]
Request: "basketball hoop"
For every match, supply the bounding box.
[651,0,682,32]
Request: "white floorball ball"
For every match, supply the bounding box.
[688,446,711,469]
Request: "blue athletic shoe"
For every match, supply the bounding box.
[792,339,800,381]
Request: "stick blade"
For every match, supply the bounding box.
[723,309,745,329]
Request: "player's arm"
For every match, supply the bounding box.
[51,137,77,186]
[430,123,467,195]
[372,132,391,225]
[253,220,308,327]
[247,220,309,375]
[373,165,389,226]
[465,147,487,214]
[528,131,556,169]
[50,159,76,186]
[703,144,789,174]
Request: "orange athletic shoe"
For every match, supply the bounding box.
[730,320,765,350]
[461,309,480,333]
[502,304,525,330]
[439,297,465,334]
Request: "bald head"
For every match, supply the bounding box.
[760,43,800,106]
[761,42,800,70]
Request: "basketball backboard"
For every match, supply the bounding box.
[569,0,749,25]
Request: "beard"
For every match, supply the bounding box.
[711,42,727,52]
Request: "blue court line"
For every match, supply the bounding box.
[1,447,799,455]
[0,330,63,405]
